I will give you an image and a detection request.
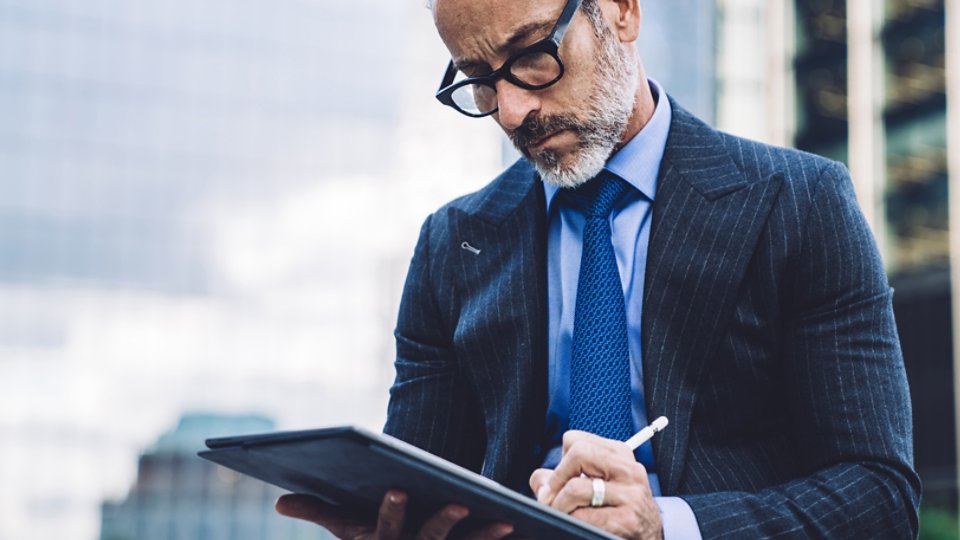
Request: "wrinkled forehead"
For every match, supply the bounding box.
[433,0,563,64]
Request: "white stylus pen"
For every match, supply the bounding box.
[624,416,669,450]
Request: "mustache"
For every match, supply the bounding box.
[508,114,584,150]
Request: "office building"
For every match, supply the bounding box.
[789,0,956,513]
[100,414,330,540]
[716,0,957,518]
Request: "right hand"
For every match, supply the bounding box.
[275,490,515,540]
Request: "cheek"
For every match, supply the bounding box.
[553,33,602,105]
[538,76,596,122]
[564,18,602,65]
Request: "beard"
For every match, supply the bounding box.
[508,26,639,189]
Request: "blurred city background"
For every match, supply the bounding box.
[0,0,956,538]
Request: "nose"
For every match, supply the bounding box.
[493,79,540,131]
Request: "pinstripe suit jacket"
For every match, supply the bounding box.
[384,101,921,538]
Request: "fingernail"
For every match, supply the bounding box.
[496,524,514,537]
[448,507,468,519]
[537,484,551,502]
[277,495,302,514]
[388,492,404,504]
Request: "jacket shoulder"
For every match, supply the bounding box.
[429,158,540,227]
[717,131,845,187]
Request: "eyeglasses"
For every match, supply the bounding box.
[435,0,583,118]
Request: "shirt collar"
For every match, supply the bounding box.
[543,78,671,212]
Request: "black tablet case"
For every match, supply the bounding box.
[199,426,617,539]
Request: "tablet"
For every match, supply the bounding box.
[199,425,617,539]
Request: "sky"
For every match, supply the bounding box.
[0,1,502,538]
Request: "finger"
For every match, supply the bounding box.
[275,494,370,537]
[275,494,336,523]
[529,468,555,502]
[547,439,640,498]
[415,504,469,540]
[550,477,644,514]
[375,490,408,540]
[561,430,631,456]
[462,522,515,540]
[549,475,594,514]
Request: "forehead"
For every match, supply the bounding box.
[434,0,564,62]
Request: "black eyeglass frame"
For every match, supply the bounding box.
[435,0,584,117]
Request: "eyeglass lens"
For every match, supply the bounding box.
[451,51,562,114]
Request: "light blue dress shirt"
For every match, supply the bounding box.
[540,79,702,539]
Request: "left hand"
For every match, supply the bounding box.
[528,431,662,540]
[276,490,515,540]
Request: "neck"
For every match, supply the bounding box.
[617,63,657,151]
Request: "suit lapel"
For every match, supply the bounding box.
[644,103,784,494]
[450,109,784,495]
[449,160,550,491]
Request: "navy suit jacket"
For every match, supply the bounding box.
[384,101,921,538]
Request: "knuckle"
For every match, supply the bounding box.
[567,442,588,461]
[417,515,454,540]
[555,478,591,511]
[417,525,442,540]
[616,445,635,461]
[563,430,590,448]
[578,476,595,498]
[556,482,583,510]
[560,482,580,506]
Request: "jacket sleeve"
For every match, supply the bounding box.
[382,212,485,472]
[683,162,922,538]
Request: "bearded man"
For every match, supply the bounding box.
[277,0,921,538]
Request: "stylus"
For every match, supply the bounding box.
[624,416,669,450]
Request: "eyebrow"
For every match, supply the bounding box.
[454,19,555,72]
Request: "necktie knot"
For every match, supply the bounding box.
[565,173,630,218]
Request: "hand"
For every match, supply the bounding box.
[529,431,663,540]
[275,490,515,540]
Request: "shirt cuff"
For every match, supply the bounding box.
[655,496,702,540]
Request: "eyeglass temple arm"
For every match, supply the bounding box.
[549,0,583,44]
[438,60,457,92]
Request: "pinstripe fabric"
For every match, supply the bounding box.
[384,99,920,538]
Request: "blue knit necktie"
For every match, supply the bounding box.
[566,173,634,441]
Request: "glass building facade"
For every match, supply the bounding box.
[794,0,850,163]
[791,0,949,272]
[790,0,956,523]
[882,0,949,273]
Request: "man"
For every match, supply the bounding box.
[278,0,921,537]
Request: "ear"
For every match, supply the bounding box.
[599,0,641,43]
